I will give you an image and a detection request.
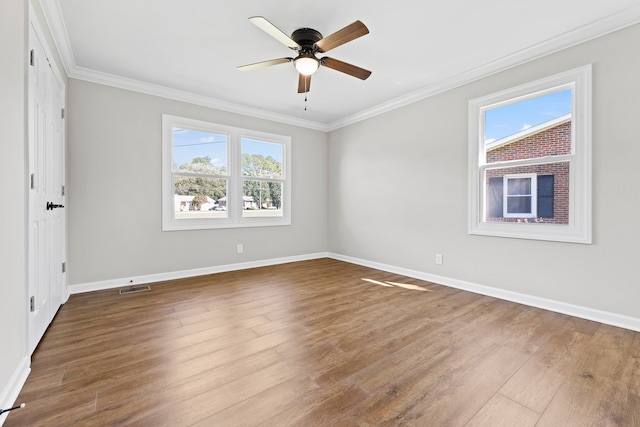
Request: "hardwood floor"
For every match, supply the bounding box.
[6,258,640,426]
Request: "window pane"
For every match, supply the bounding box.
[485,89,572,164]
[506,196,531,214]
[242,180,283,218]
[173,128,227,175]
[484,161,570,224]
[174,176,227,219]
[241,138,283,179]
[507,178,531,195]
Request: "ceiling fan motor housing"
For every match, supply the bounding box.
[291,28,323,76]
[291,28,323,51]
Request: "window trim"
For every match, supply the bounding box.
[468,65,592,243]
[162,114,291,231]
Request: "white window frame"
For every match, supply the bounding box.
[162,114,291,231]
[468,65,592,243]
[503,173,537,218]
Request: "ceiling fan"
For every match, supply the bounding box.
[237,16,372,94]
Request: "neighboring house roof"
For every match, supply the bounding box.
[174,195,197,202]
[217,196,254,202]
[486,113,571,152]
[174,195,215,203]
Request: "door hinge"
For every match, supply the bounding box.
[61,185,65,196]
[30,296,35,312]
[61,108,65,119]
[30,173,35,189]
[62,262,66,273]
[29,49,34,66]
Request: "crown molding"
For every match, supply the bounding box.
[39,0,640,133]
[68,65,330,132]
[327,5,640,131]
[37,0,330,132]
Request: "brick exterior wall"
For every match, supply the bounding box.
[485,121,571,224]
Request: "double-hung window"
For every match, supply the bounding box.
[162,115,291,231]
[468,65,592,243]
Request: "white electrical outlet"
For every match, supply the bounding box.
[435,253,443,265]
[237,244,243,254]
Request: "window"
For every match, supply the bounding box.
[162,115,291,230]
[468,65,592,243]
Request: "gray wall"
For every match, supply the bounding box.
[67,80,328,285]
[0,0,27,401]
[328,23,640,319]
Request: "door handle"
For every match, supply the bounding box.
[46,202,65,210]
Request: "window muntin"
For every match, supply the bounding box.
[468,65,592,243]
[162,115,291,230]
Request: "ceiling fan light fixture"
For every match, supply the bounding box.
[294,56,319,76]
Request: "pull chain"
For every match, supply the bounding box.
[304,76,309,111]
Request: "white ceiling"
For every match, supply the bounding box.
[41,0,640,131]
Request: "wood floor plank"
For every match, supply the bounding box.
[498,321,593,413]
[191,375,320,427]
[535,324,640,427]
[5,258,640,427]
[351,325,532,426]
[257,380,370,427]
[95,348,284,411]
[465,393,540,427]
[138,359,306,426]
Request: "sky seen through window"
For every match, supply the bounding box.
[484,89,572,144]
[173,128,283,170]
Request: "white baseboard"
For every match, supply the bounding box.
[67,251,640,332]
[68,252,330,294]
[328,252,640,333]
[0,356,30,426]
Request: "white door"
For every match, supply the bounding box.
[28,20,66,354]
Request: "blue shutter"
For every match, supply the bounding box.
[488,177,503,217]
[537,175,554,218]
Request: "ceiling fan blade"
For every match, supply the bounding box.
[249,16,301,50]
[298,74,312,93]
[315,20,369,53]
[321,57,371,80]
[237,57,292,71]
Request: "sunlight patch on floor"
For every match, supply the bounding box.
[361,278,394,287]
[361,278,431,291]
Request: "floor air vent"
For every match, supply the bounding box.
[119,285,151,295]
